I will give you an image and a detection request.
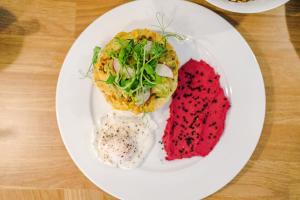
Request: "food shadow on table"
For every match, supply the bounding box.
[213,10,245,28]
[0,7,40,70]
[285,0,300,59]
[196,0,247,28]
[0,128,14,138]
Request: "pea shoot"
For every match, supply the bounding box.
[85,12,186,105]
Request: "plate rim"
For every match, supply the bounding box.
[56,0,266,199]
[206,0,290,13]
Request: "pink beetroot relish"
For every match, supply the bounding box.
[163,59,230,160]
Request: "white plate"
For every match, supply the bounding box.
[207,0,289,13]
[56,1,265,199]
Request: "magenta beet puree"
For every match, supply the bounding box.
[163,59,230,160]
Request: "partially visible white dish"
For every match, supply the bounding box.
[206,0,289,13]
[56,0,266,200]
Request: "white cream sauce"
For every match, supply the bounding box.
[93,112,156,169]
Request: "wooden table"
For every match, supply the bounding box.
[0,0,299,199]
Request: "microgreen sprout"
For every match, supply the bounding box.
[79,46,101,79]
[83,12,182,108]
[152,12,187,41]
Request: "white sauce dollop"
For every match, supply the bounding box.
[93,112,156,169]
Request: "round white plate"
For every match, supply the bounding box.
[56,0,265,199]
[206,0,289,13]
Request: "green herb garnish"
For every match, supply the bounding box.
[105,74,116,84]
[85,12,184,106]
[103,37,167,102]
[80,46,101,79]
[152,12,187,41]
[92,46,101,64]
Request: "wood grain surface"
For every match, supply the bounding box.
[0,0,299,199]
